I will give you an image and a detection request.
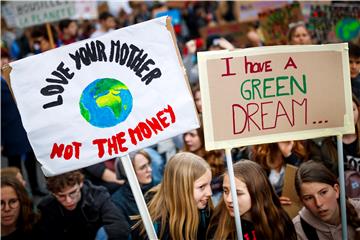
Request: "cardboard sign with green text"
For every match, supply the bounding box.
[198,43,353,150]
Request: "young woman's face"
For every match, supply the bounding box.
[300,182,340,225]
[184,130,202,153]
[223,175,251,219]
[1,186,20,228]
[194,90,202,113]
[353,101,359,125]
[133,153,152,185]
[193,169,212,209]
[291,26,311,45]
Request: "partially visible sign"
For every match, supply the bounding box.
[198,43,353,150]
[2,1,98,28]
[259,2,303,45]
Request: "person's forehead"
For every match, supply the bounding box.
[57,184,78,195]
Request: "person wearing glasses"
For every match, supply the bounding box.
[1,175,39,240]
[111,150,154,230]
[36,170,129,240]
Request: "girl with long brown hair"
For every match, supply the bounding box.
[207,160,297,240]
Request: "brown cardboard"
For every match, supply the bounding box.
[282,164,302,219]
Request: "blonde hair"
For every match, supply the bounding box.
[134,152,212,240]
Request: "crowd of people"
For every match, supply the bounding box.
[1,1,360,240]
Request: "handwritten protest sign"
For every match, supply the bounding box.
[2,1,97,28]
[259,2,303,45]
[9,17,199,176]
[198,43,353,151]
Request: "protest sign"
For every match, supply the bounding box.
[2,1,97,28]
[199,21,253,49]
[259,2,303,45]
[198,43,353,151]
[8,17,199,176]
[307,3,360,43]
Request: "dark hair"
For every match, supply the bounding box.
[349,42,360,59]
[287,22,309,43]
[46,170,84,193]
[1,175,39,233]
[58,19,75,32]
[31,24,57,42]
[295,160,360,237]
[99,12,114,21]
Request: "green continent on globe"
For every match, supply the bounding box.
[94,79,129,118]
[80,102,91,122]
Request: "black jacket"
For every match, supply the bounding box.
[37,180,129,240]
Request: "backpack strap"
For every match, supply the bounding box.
[300,217,319,240]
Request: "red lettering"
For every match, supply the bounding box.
[261,101,275,130]
[93,138,107,158]
[246,103,261,132]
[108,135,118,156]
[50,143,64,159]
[221,57,236,77]
[63,145,73,160]
[293,98,307,124]
[128,127,142,145]
[232,104,247,134]
[72,142,82,159]
[138,122,152,139]
[274,100,293,127]
[115,132,128,152]
[284,56,297,69]
[245,56,272,74]
[146,117,163,134]
[157,110,169,128]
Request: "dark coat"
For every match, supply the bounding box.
[37,180,129,240]
[1,78,32,156]
[111,182,153,228]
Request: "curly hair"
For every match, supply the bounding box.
[46,170,84,193]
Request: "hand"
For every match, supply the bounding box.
[185,40,197,54]
[218,38,235,50]
[279,196,292,205]
[277,141,294,158]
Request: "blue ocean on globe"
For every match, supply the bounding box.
[79,78,133,128]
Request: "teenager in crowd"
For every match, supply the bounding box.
[293,160,360,239]
[207,160,297,240]
[36,170,129,240]
[287,22,312,45]
[251,141,307,196]
[111,150,154,229]
[183,124,225,205]
[133,152,213,240]
[1,175,39,240]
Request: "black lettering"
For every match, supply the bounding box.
[86,42,98,62]
[141,68,162,85]
[96,40,107,62]
[43,95,63,109]
[79,47,91,66]
[56,61,74,79]
[69,51,81,70]
[110,40,120,63]
[119,43,129,65]
[41,85,64,96]
[127,44,140,67]
[136,59,154,78]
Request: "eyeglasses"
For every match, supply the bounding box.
[53,185,80,202]
[1,198,19,210]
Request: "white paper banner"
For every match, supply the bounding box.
[9,17,199,176]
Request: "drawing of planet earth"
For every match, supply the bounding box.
[80,78,133,128]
